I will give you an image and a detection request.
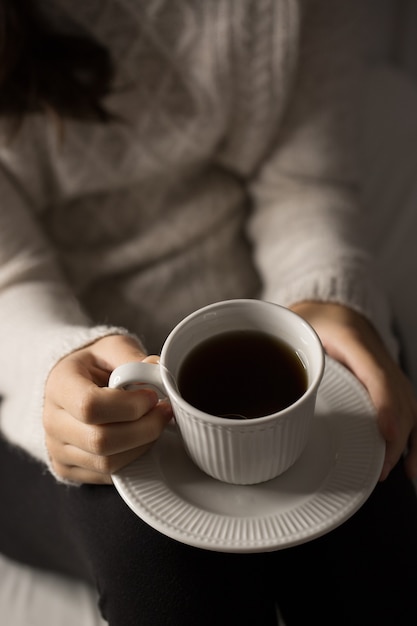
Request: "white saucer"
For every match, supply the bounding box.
[112,357,385,553]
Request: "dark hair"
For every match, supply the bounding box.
[0,0,114,123]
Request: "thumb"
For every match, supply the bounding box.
[89,334,153,371]
[143,354,161,365]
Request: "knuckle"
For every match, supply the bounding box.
[87,425,110,455]
[78,387,101,424]
[92,454,114,475]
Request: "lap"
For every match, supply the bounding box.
[2,436,417,626]
[277,459,417,625]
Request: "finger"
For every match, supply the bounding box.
[381,440,403,482]
[371,387,414,481]
[45,401,172,455]
[49,439,153,484]
[47,361,162,424]
[356,368,408,481]
[54,465,114,485]
[291,302,417,481]
[367,369,416,481]
[323,336,411,480]
[404,428,417,479]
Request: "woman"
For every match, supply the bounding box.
[0,1,416,624]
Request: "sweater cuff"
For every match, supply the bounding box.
[1,324,137,478]
[264,265,398,358]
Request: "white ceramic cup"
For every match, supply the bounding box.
[109,299,325,485]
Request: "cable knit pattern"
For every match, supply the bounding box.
[0,0,393,473]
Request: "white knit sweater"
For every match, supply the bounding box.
[0,0,392,471]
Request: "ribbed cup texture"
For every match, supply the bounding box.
[172,396,316,485]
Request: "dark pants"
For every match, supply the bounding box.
[1,436,417,626]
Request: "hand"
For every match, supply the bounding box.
[43,334,173,484]
[291,301,417,482]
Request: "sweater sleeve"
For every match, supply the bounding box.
[0,163,129,468]
[248,0,395,351]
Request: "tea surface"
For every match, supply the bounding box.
[177,329,307,419]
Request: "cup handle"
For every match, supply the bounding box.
[108,361,166,398]
[108,362,178,434]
